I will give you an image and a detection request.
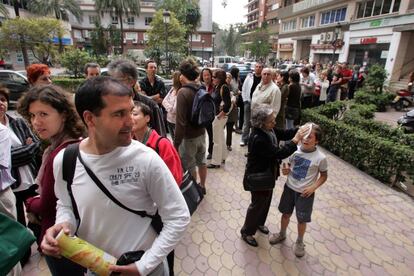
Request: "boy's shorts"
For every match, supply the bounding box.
[278,184,315,223]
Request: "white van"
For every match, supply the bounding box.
[214,56,235,68]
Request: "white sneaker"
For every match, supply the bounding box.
[294,241,305,257]
[239,141,246,147]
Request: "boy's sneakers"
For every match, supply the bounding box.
[269,233,286,245]
[294,241,306,257]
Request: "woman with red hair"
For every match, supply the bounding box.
[26,64,52,86]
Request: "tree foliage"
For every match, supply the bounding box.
[364,64,388,93]
[27,0,82,21]
[90,21,109,56]
[222,24,238,56]
[248,27,271,62]
[145,10,186,72]
[156,0,201,53]
[95,0,140,54]
[0,17,63,64]
[60,47,93,78]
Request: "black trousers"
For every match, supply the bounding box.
[241,190,273,236]
[226,122,235,147]
[206,122,213,155]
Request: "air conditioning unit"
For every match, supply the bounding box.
[140,40,144,45]
[123,39,127,44]
[132,39,137,44]
[320,33,326,43]
[325,32,333,42]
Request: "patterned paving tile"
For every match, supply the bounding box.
[22,133,414,275]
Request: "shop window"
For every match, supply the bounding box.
[320,7,346,25]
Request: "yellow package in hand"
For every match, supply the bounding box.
[56,230,117,276]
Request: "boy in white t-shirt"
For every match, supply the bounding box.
[269,123,328,257]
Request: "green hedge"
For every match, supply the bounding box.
[353,89,394,112]
[343,113,414,149]
[52,78,85,93]
[302,109,414,184]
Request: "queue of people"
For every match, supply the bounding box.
[1,57,333,275]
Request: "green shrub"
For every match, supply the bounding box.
[52,78,85,93]
[313,101,347,120]
[302,109,414,183]
[348,103,376,119]
[354,89,394,111]
[364,64,387,94]
[342,113,414,149]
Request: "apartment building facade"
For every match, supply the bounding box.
[69,0,214,59]
[276,0,414,82]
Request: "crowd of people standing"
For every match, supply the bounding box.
[0,56,337,275]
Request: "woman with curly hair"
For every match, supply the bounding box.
[26,64,52,86]
[17,85,85,275]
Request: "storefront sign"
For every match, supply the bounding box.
[279,43,293,51]
[370,19,382,27]
[310,44,334,50]
[360,37,377,44]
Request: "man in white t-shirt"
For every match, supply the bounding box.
[41,77,190,276]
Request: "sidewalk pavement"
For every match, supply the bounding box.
[22,133,414,276]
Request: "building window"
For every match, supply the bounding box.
[282,19,297,32]
[301,15,315,28]
[112,16,118,24]
[143,33,149,41]
[127,17,134,25]
[145,17,152,25]
[125,32,137,41]
[73,30,82,39]
[320,7,346,25]
[356,0,400,19]
[88,15,98,24]
[192,34,201,42]
[83,30,90,38]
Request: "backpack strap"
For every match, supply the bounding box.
[154,136,168,154]
[62,143,81,234]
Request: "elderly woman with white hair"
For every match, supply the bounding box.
[240,103,309,247]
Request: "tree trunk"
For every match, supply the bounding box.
[20,37,30,68]
[14,2,30,67]
[119,13,124,54]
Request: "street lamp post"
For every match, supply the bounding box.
[162,10,170,75]
[331,22,341,64]
[212,33,215,67]
[201,39,205,66]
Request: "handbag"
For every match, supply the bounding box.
[243,168,275,191]
[154,137,204,215]
[180,170,204,215]
[0,213,36,275]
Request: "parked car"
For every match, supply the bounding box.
[0,70,29,108]
[100,67,172,91]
